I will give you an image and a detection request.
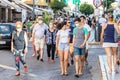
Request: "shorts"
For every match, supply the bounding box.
[103,42,118,48]
[58,43,69,50]
[74,47,86,56]
[34,38,44,51]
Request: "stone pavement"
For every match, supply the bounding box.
[0,44,105,80]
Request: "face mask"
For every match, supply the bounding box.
[38,20,43,24]
[16,28,22,32]
[75,24,79,27]
[49,25,53,28]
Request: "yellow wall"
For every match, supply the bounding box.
[23,0,48,6]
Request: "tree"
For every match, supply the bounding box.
[102,0,115,9]
[50,0,67,12]
[79,3,94,16]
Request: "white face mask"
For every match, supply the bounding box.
[38,20,43,24]
[16,28,22,32]
[75,24,79,27]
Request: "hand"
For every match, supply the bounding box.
[24,48,28,54]
[11,48,14,53]
[99,41,103,45]
[80,44,84,48]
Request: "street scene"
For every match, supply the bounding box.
[0,0,120,80]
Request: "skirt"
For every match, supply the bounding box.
[102,42,118,48]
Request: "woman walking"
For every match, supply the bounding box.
[100,14,120,74]
[11,21,28,76]
[45,22,58,63]
[56,21,70,76]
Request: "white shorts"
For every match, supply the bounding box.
[34,38,44,51]
[103,42,118,48]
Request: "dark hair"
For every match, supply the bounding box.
[74,18,81,22]
[80,15,86,20]
[57,21,67,30]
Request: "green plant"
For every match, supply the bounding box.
[43,11,52,26]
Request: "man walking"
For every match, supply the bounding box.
[32,16,48,62]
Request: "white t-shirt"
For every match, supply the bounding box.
[99,17,107,26]
[84,24,91,32]
[57,30,69,44]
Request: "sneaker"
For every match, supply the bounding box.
[117,60,120,65]
[68,63,70,67]
[24,66,28,73]
[74,74,79,78]
[37,54,40,60]
[32,54,36,57]
[40,59,44,62]
[15,71,20,76]
[71,59,74,65]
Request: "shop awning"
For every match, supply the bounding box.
[23,0,48,6]
[13,0,33,11]
[1,0,22,12]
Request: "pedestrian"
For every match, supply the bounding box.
[30,17,39,57]
[53,22,59,58]
[11,21,28,76]
[66,19,74,65]
[44,21,58,63]
[56,21,70,76]
[100,13,120,74]
[98,14,107,41]
[79,16,91,65]
[32,16,48,62]
[73,18,88,78]
[23,22,27,32]
[26,17,34,39]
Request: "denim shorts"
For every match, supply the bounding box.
[58,43,69,50]
[74,47,86,56]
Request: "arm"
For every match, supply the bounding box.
[56,34,60,49]
[72,35,76,46]
[24,32,28,53]
[100,24,106,44]
[11,33,14,53]
[80,28,88,48]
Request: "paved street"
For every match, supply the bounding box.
[0,44,105,80]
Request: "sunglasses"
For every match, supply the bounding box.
[38,18,43,20]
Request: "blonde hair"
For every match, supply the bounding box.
[15,21,23,28]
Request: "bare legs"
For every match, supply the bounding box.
[104,47,117,73]
[59,50,69,75]
[75,55,85,75]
